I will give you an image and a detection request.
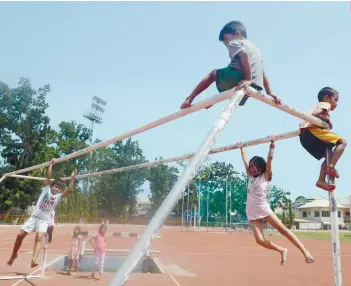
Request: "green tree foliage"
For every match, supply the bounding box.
[147,159,179,214]
[90,138,148,217]
[0,78,53,213]
[269,185,291,211]
[0,78,293,223]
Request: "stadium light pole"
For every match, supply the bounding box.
[83,95,107,194]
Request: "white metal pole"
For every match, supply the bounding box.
[198,181,201,231]
[10,130,300,182]
[225,175,228,232]
[193,205,197,227]
[186,185,190,230]
[4,87,329,183]
[207,185,209,231]
[3,88,237,178]
[0,175,7,184]
[229,184,232,229]
[41,242,48,277]
[326,148,342,286]
[246,88,329,129]
[181,189,185,232]
[109,89,245,286]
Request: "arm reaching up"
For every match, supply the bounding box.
[45,160,54,186]
[265,141,275,181]
[240,146,250,176]
[61,169,78,199]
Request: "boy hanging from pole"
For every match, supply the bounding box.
[7,161,78,268]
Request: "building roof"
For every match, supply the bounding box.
[137,197,151,205]
[337,197,351,208]
[294,219,316,223]
[297,199,348,209]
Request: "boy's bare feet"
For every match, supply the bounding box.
[326,166,339,179]
[31,260,38,268]
[280,248,288,266]
[7,254,18,266]
[316,181,335,191]
[180,98,192,109]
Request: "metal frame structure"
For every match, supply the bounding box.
[0,241,48,280]
[8,129,300,182]
[0,86,341,286]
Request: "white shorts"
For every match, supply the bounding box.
[21,216,49,233]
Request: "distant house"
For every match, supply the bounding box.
[294,198,349,230]
[135,198,152,216]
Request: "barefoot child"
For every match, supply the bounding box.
[87,224,107,281]
[180,21,281,110]
[299,87,347,191]
[67,226,82,276]
[7,161,78,268]
[240,142,314,265]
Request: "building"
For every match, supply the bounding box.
[294,197,350,230]
[134,197,152,217]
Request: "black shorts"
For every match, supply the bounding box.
[299,128,336,160]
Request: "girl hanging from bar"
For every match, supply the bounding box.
[240,141,314,265]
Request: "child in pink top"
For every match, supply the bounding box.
[240,141,314,266]
[67,226,82,276]
[87,224,107,280]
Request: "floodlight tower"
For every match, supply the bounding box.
[83,96,107,192]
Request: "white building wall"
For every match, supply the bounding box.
[295,207,345,227]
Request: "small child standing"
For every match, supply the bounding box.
[67,226,82,276]
[87,224,107,281]
[299,87,347,191]
[240,142,314,265]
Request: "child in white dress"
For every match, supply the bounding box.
[240,141,314,265]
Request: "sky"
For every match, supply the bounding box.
[0,1,350,202]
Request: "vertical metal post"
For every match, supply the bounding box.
[229,184,232,229]
[41,240,49,277]
[225,175,228,232]
[186,185,190,229]
[326,148,342,286]
[207,184,209,231]
[198,181,201,231]
[181,189,185,232]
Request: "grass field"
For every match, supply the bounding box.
[294,231,351,242]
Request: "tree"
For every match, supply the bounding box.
[147,159,179,214]
[269,185,291,212]
[0,78,54,213]
[91,138,148,217]
[0,78,53,169]
[192,162,247,223]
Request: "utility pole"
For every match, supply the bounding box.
[83,95,107,193]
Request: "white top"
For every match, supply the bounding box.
[299,102,331,129]
[32,186,62,222]
[246,175,273,221]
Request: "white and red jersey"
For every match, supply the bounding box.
[32,186,61,222]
